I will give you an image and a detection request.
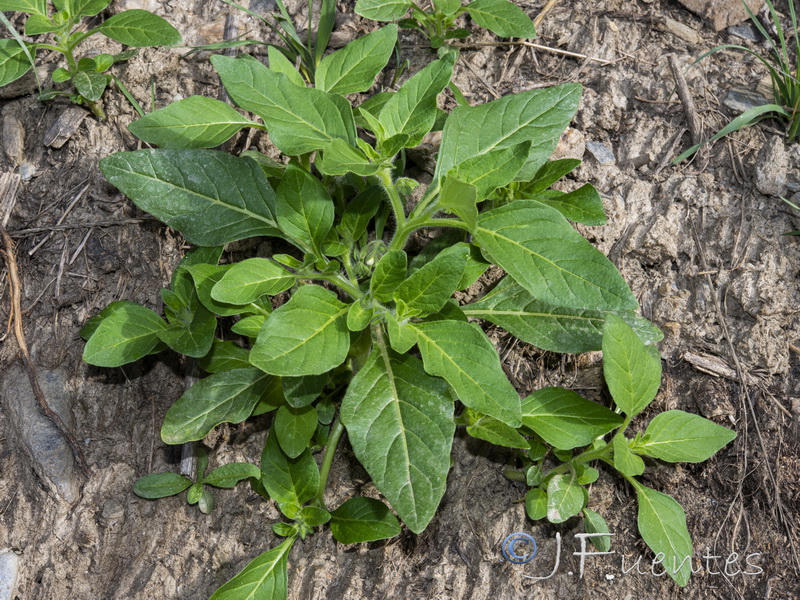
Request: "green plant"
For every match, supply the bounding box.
[0,0,181,118]
[79,21,731,597]
[676,0,800,161]
[355,0,536,49]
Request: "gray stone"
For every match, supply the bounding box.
[0,549,19,600]
[728,23,761,41]
[676,0,765,32]
[754,136,788,197]
[585,140,616,165]
[723,87,772,114]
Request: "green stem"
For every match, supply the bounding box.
[388,216,469,251]
[376,168,407,229]
[314,416,345,508]
[311,273,363,300]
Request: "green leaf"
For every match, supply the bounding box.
[260,430,319,518]
[347,298,374,331]
[161,368,272,444]
[612,434,645,477]
[198,340,251,373]
[520,387,622,450]
[158,273,217,358]
[133,472,193,499]
[434,0,461,14]
[330,497,402,544]
[379,54,455,146]
[475,200,637,310]
[412,320,521,427]
[531,184,607,226]
[355,0,411,20]
[316,139,380,177]
[249,285,349,376]
[100,149,281,246]
[299,505,331,528]
[524,158,581,194]
[634,483,693,586]
[525,488,547,520]
[70,0,111,17]
[211,54,356,155]
[385,313,417,353]
[282,374,328,408]
[186,482,203,505]
[186,264,247,316]
[341,347,454,534]
[466,413,529,449]
[546,474,585,524]
[370,250,407,301]
[209,537,294,600]
[466,0,536,38]
[98,10,182,47]
[637,410,736,463]
[603,314,661,417]
[0,39,31,87]
[316,25,398,95]
[394,245,467,317]
[24,15,58,35]
[438,177,477,230]
[276,165,334,251]
[447,141,531,198]
[436,83,581,182]
[337,187,383,242]
[0,0,45,14]
[203,462,261,488]
[72,68,108,102]
[464,277,661,353]
[267,45,305,86]
[82,301,167,367]
[408,233,488,291]
[583,508,611,552]
[211,258,294,305]
[128,96,259,149]
[275,404,317,459]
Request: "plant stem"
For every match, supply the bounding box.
[315,416,345,508]
[376,168,407,229]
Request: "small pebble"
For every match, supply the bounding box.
[722,87,772,114]
[728,23,761,41]
[0,549,20,600]
[585,140,616,165]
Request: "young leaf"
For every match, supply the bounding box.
[370,250,408,301]
[187,264,248,316]
[197,339,251,373]
[337,187,383,242]
[463,276,662,353]
[524,158,581,194]
[347,298,374,331]
[341,346,455,534]
[71,69,108,101]
[434,0,461,14]
[637,410,736,463]
[203,462,261,488]
[436,83,581,182]
[525,488,547,520]
[274,404,318,459]
[411,320,522,427]
[70,0,112,17]
[260,430,319,518]
[82,301,167,367]
[602,314,661,417]
[612,434,645,477]
[393,245,467,317]
[316,139,381,177]
[298,505,331,528]
[211,54,356,155]
[438,177,477,230]
[211,258,294,305]
[100,150,282,246]
[249,285,350,376]
[283,374,328,408]
[133,472,193,499]
[466,0,536,38]
[385,313,417,353]
[330,497,401,544]
[0,39,32,87]
[466,413,529,449]
[316,25,398,95]
[98,10,182,47]
[521,387,623,450]
[531,184,607,226]
[267,46,305,87]
[447,141,531,198]
[25,15,59,35]
[161,368,273,444]
[276,165,335,251]
[354,0,412,20]
[634,483,693,586]
[128,96,260,149]
[475,201,638,311]
[546,474,585,524]
[209,536,294,600]
[232,315,266,338]
[583,508,611,552]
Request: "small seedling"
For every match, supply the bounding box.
[0,0,181,118]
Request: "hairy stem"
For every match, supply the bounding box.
[315,416,345,508]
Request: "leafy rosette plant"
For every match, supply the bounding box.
[77,24,733,598]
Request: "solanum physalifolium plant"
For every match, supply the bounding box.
[80,21,736,597]
[0,0,181,118]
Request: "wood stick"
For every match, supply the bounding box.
[668,54,703,146]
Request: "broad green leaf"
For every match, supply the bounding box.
[83,301,167,367]
[0,0,45,14]
[475,200,637,310]
[434,0,461,14]
[70,0,111,17]
[447,141,530,198]
[612,433,645,477]
[186,264,248,316]
[583,508,611,552]
[275,404,318,458]
[128,96,259,149]
[98,10,182,47]
[0,39,32,87]
[133,472,192,499]
[394,245,467,317]
[380,54,455,145]
[370,250,407,301]
[466,0,536,38]
[276,165,334,250]
[158,271,217,358]
[211,258,294,305]
[231,315,266,338]
[282,374,328,408]
[355,0,411,20]
[260,430,319,518]
[464,277,661,353]
[530,185,606,226]
[637,410,736,463]
[209,537,294,600]
[466,413,529,449]
[521,387,622,450]
[603,315,661,417]
[211,54,356,155]
[408,233,488,290]
[203,462,261,488]
[299,505,331,527]
[330,497,401,544]
[341,347,454,533]
[72,69,108,101]
[525,488,547,520]
[347,299,374,331]
[337,186,382,242]
[161,368,272,444]
[385,313,417,353]
[249,285,349,376]
[198,339,251,373]
[316,25,398,95]
[634,483,693,586]
[576,464,599,485]
[412,320,521,427]
[25,15,59,35]
[267,45,305,87]
[523,158,581,194]
[436,83,581,182]
[100,149,281,246]
[546,474,585,524]
[80,299,137,341]
[316,139,380,176]
[438,177,477,230]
